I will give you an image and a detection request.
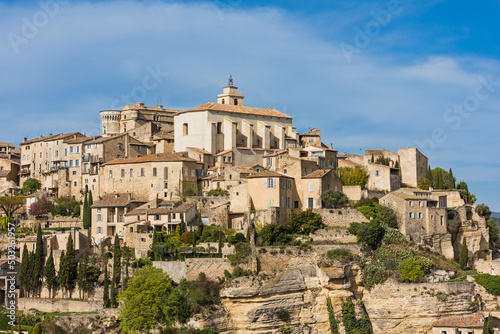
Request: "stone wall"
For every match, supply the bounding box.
[18,298,103,313]
[186,196,229,227]
[474,259,500,275]
[153,261,187,283]
[313,208,369,227]
[20,217,83,229]
[185,258,233,281]
[310,228,357,243]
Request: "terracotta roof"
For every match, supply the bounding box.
[216,149,232,156]
[122,104,181,113]
[187,147,211,155]
[227,165,261,174]
[104,153,197,165]
[302,169,332,179]
[65,135,100,144]
[153,130,174,140]
[91,193,144,208]
[18,235,51,243]
[247,170,292,179]
[0,171,10,177]
[49,132,83,141]
[0,143,15,148]
[21,134,59,145]
[0,158,20,165]
[25,190,48,198]
[184,102,292,119]
[126,202,195,216]
[432,312,484,328]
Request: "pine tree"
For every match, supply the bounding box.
[45,249,56,298]
[20,244,30,296]
[459,237,469,270]
[483,313,494,334]
[103,264,110,307]
[33,223,44,294]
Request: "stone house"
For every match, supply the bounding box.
[201,173,226,194]
[91,193,146,245]
[0,158,19,192]
[18,229,91,271]
[432,312,489,334]
[185,147,214,171]
[298,128,322,148]
[247,170,296,224]
[380,189,448,244]
[153,130,175,154]
[0,259,20,308]
[100,152,200,201]
[300,169,343,209]
[289,145,338,170]
[174,81,299,155]
[0,142,15,157]
[224,165,264,190]
[366,162,400,192]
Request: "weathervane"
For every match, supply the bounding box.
[228,74,234,86]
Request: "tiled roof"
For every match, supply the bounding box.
[432,312,484,328]
[21,134,59,145]
[187,147,211,155]
[65,135,100,144]
[104,153,197,165]
[49,132,83,141]
[122,104,181,113]
[216,149,232,156]
[302,169,332,179]
[125,202,195,216]
[263,150,288,158]
[247,170,292,179]
[184,102,292,119]
[0,171,10,177]
[0,143,15,148]
[91,193,144,208]
[153,131,174,140]
[227,165,261,174]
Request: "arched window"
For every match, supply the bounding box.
[234,98,238,105]
[221,99,225,104]
[183,123,188,136]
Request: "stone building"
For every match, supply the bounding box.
[300,169,343,209]
[0,142,19,161]
[100,152,200,201]
[0,158,19,194]
[174,80,299,157]
[91,193,146,245]
[380,189,449,247]
[398,147,428,188]
[431,312,488,334]
[100,102,179,140]
[0,259,20,308]
[366,162,400,192]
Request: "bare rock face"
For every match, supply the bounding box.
[363,280,476,334]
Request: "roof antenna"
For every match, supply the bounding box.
[228,74,234,86]
[157,96,162,106]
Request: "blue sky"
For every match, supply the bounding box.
[0,0,499,210]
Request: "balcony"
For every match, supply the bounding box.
[82,155,103,163]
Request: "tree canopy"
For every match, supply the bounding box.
[0,195,25,219]
[22,178,41,195]
[335,167,369,188]
[321,190,349,208]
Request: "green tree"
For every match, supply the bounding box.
[321,190,349,208]
[476,204,492,220]
[121,245,135,289]
[218,232,223,257]
[180,213,186,234]
[118,267,175,333]
[103,264,110,308]
[370,155,374,163]
[21,178,41,195]
[59,234,77,295]
[82,191,90,229]
[394,160,399,169]
[289,209,323,234]
[326,296,339,334]
[0,195,25,220]
[197,215,204,238]
[349,220,384,249]
[336,167,370,188]
[428,166,433,186]
[417,177,431,190]
[45,249,56,298]
[483,313,494,334]
[77,251,101,299]
[33,223,44,294]
[19,244,30,296]
[32,323,42,334]
[113,235,122,286]
[88,190,93,206]
[110,279,117,308]
[448,168,456,189]
[459,237,469,270]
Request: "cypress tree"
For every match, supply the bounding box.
[180,213,185,234]
[82,191,90,229]
[371,155,374,163]
[45,249,56,298]
[192,229,197,257]
[218,232,223,257]
[103,265,110,307]
[33,223,44,293]
[428,166,433,187]
[197,215,203,238]
[28,251,36,296]
[459,237,469,270]
[58,250,67,293]
[110,279,117,308]
[449,168,455,189]
[89,190,93,206]
[60,234,77,295]
[326,296,339,334]
[113,235,121,286]
[394,160,399,169]
[436,169,443,189]
[20,244,30,296]
[483,313,494,334]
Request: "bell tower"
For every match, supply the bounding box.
[217,75,244,106]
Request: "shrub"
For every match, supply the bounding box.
[355,220,384,248]
[260,223,291,246]
[400,258,425,283]
[227,242,251,265]
[473,274,500,295]
[382,226,407,245]
[321,190,349,208]
[326,249,357,261]
[475,204,491,219]
[289,209,324,234]
[459,237,469,270]
[275,308,290,322]
[207,187,229,196]
[361,261,392,290]
[336,167,369,188]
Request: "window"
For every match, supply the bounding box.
[141,168,145,176]
[266,158,272,166]
[164,167,168,179]
[96,226,103,234]
[281,179,285,189]
[32,243,36,250]
[191,170,195,177]
[154,215,160,220]
[130,168,133,177]
[308,137,315,143]
[183,123,188,136]
[74,181,77,187]
[121,169,125,177]
[281,196,285,208]
[375,170,380,176]
[265,178,275,189]
[294,201,299,208]
[440,216,444,226]
[229,174,232,180]
[153,167,157,176]
[420,201,425,207]
[221,98,225,104]
[308,181,314,192]
[76,146,80,153]
[72,171,76,175]
[376,181,380,188]
[267,199,274,208]
[417,212,423,219]
[97,214,102,222]
[287,197,292,208]
[234,98,238,105]
[441,331,447,334]
[410,201,415,207]
[109,170,112,178]
[408,212,412,219]
[286,180,292,190]
[172,213,176,219]
[164,182,168,188]
[217,122,222,134]
[69,146,74,153]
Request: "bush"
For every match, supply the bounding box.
[382,226,407,245]
[473,274,500,295]
[356,203,398,229]
[321,190,349,208]
[275,308,290,322]
[354,220,384,248]
[207,187,229,196]
[475,204,491,219]
[289,209,324,234]
[326,249,357,261]
[227,242,251,265]
[399,258,425,283]
[260,223,291,246]
[336,167,369,188]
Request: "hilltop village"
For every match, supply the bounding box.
[0,78,499,334]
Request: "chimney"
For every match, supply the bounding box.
[23,137,27,142]
[115,194,120,198]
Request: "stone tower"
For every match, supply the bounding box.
[217,75,244,106]
[100,110,121,137]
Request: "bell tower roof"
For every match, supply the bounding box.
[217,75,244,106]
